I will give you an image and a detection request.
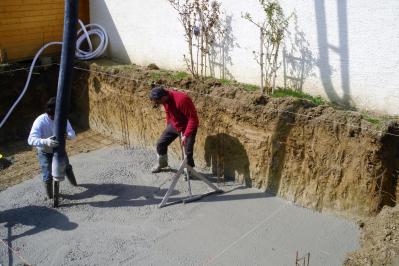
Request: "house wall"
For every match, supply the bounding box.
[90,0,399,114]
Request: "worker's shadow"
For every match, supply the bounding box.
[0,205,77,265]
[204,133,251,187]
[61,183,178,208]
[0,206,78,241]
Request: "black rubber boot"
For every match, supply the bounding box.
[151,154,168,173]
[43,179,53,199]
[53,181,59,208]
[65,164,77,186]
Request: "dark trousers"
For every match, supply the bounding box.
[156,123,197,167]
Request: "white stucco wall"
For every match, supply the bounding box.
[90,0,399,115]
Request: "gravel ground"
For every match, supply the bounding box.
[0,145,359,266]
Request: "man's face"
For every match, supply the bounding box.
[151,95,167,108]
[151,98,162,108]
[48,110,55,120]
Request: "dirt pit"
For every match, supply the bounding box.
[0,130,115,192]
[345,205,399,265]
[0,145,359,265]
[1,59,398,264]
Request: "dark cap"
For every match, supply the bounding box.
[149,86,168,100]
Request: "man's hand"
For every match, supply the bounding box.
[181,135,187,146]
[41,137,59,148]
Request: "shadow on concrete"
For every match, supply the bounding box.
[61,183,176,208]
[0,205,78,239]
[200,185,273,203]
[0,206,77,266]
[204,133,251,187]
[60,179,270,208]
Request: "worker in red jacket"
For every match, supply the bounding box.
[149,86,199,173]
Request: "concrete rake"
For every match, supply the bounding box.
[158,135,223,208]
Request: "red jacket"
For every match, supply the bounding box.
[163,89,199,137]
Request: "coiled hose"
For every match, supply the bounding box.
[0,20,108,129]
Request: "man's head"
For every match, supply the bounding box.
[45,97,56,119]
[149,86,169,107]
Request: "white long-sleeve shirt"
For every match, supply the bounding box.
[28,113,76,153]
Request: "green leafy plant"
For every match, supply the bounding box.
[168,0,222,79]
[243,0,291,95]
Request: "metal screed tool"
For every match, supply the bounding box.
[158,134,223,208]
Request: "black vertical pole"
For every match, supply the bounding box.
[52,0,79,200]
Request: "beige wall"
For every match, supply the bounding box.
[89,0,399,115]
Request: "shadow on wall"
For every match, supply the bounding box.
[118,96,131,149]
[0,206,78,266]
[204,133,251,187]
[70,69,134,149]
[0,66,59,144]
[95,0,131,64]
[209,14,238,80]
[374,125,399,211]
[70,68,90,129]
[314,0,352,107]
[283,13,318,92]
[266,102,301,194]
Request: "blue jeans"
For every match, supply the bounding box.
[37,151,70,182]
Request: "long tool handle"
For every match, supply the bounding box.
[179,133,185,160]
[179,133,192,195]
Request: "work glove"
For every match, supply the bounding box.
[40,137,59,148]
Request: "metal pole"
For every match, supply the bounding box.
[52,0,79,184]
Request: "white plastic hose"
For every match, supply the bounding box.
[0,20,108,129]
[75,20,108,60]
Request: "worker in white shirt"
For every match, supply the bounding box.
[28,97,77,199]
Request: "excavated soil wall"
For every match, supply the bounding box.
[0,65,59,144]
[68,60,398,217]
[1,60,397,217]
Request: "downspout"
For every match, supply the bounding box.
[52,0,79,180]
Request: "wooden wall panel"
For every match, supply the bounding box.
[0,0,90,63]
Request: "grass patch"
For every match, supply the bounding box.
[242,83,259,91]
[219,78,234,86]
[361,112,384,126]
[149,70,191,82]
[171,71,190,81]
[272,88,325,105]
[148,71,162,80]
